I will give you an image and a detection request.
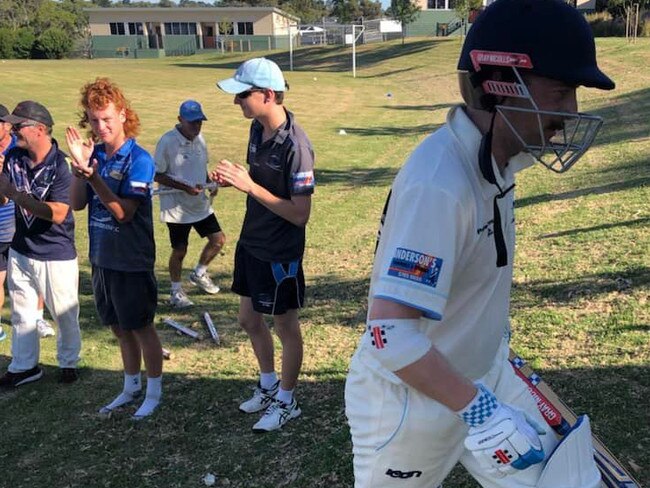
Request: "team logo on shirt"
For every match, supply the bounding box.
[388,247,443,288]
[368,323,388,349]
[291,171,315,192]
[129,181,150,195]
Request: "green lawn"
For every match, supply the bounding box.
[0,37,648,487]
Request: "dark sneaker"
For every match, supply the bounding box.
[0,366,43,388]
[58,368,79,384]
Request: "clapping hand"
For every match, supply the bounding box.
[65,127,97,180]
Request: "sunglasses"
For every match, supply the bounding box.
[236,88,265,99]
[12,122,40,131]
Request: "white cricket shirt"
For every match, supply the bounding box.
[154,128,213,224]
[355,105,534,380]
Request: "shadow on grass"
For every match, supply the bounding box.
[539,217,650,239]
[517,152,650,209]
[337,123,442,137]
[172,39,445,73]
[316,167,398,187]
[513,266,650,303]
[0,356,646,488]
[593,86,650,147]
[376,102,455,111]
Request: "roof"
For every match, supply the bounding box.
[84,6,300,22]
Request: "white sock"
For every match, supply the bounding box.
[277,387,294,405]
[133,375,162,418]
[100,373,141,413]
[260,372,278,390]
[194,264,208,277]
[171,281,182,293]
[36,309,44,320]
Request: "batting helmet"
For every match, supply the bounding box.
[458,0,614,111]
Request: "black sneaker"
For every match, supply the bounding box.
[0,366,43,388]
[58,368,79,384]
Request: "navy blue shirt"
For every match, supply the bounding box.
[0,134,17,243]
[240,110,315,262]
[87,139,155,272]
[3,139,76,261]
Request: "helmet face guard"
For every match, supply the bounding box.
[462,49,604,173]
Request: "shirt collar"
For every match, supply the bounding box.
[174,125,196,144]
[252,109,293,146]
[99,138,135,161]
[447,105,534,199]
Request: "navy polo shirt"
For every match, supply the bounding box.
[3,139,76,261]
[87,139,155,272]
[239,110,315,262]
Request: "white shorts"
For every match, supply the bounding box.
[344,339,559,488]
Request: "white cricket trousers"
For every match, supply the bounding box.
[7,249,81,372]
[345,338,559,488]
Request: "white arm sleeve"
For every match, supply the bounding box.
[361,318,432,372]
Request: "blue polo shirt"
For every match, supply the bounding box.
[87,139,155,272]
[0,134,17,243]
[3,139,76,261]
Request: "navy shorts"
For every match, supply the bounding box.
[231,244,305,316]
[0,242,10,272]
[92,266,158,330]
[167,213,222,250]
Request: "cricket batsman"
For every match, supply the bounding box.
[345,0,615,486]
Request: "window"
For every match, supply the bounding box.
[109,22,125,35]
[164,22,197,35]
[237,22,254,35]
[128,22,144,35]
[427,0,448,8]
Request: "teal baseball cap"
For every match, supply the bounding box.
[217,57,286,94]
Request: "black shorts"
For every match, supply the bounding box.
[231,244,305,316]
[92,266,158,330]
[0,242,10,272]
[167,213,222,250]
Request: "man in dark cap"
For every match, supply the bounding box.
[345,0,614,486]
[0,101,81,388]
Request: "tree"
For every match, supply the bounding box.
[13,28,35,58]
[35,27,74,58]
[0,27,17,58]
[329,0,360,23]
[454,0,481,36]
[389,0,420,44]
[91,0,113,6]
[359,0,381,20]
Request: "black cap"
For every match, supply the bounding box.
[3,101,54,127]
[458,0,614,90]
[0,104,9,120]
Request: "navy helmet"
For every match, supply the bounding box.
[458,0,614,110]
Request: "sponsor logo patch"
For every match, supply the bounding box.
[129,181,149,194]
[291,171,314,192]
[387,247,443,288]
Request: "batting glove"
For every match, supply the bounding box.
[458,384,546,478]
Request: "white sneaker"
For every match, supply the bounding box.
[36,319,55,338]
[252,397,301,433]
[239,380,279,414]
[169,290,193,309]
[189,271,220,294]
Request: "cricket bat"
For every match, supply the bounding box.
[163,317,200,340]
[509,350,641,488]
[203,312,220,344]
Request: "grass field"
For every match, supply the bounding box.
[0,37,648,488]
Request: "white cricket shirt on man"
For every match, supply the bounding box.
[154,128,213,224]
[354,105,534,381]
